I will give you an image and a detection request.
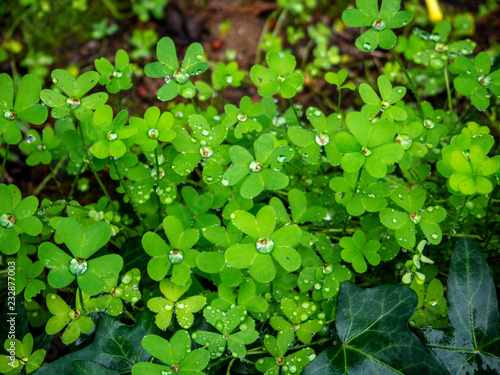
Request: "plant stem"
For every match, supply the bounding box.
[154,147,162,225]
[447,195,469,252]
[343,168,362,236]
[0,144,10,182]
[190,98,200,114]
[118,91,122,111]
[288,98,301,124]
[49,163,67,200]
[444,66,453,114]
[110,158,147,231]
[338,89,342,112]
[33,156,67,196]
[68,162,86,200]
[390,49,424,118]
[88,156,119,219]
[286,163,327,188]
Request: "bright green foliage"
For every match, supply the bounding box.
[0,184,42,255]
[335,111,404,178]
[255,329,315,375]
[193,305,259,358]
[171,114,228,183]
[130,106,175,151]
[222,133,292,198]
[410,275,448,328]
[129,29,158,59]
[142,215,199,283]
[379,188,446,249]
[45,293,94,345]
[38,218,122,296]
[325,68,355,91]
[0,73,47,144]
[226,205,301,283]
[342,0,413,51]
[212,61,245,90]
[339,229,381,273]
[438,127,499,195]
[359,75,407,120]
[19,126,60,166]
[145,37,209,101]
[223,96,265,139]
[0,334,45,375]
[90,105,135,159]
[330,169,391,216]
[95,49,133,94]
[412,21,476,69]
[132,331,210,375]
[250,51,304,98]
[40,69,108,122]
[147,278,205,329]
[86,268,142,316]
[287,107,342,165]
[210,277,269,312]
[270,298,324,343]
[132,0,168,22]
[13,254,45,301]
[451,51,500,109]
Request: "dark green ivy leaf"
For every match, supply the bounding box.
[418,238,500,374]
[303,282,447,375]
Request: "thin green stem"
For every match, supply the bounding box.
[447,195,469,252]
[0,144,10,181]
[288,98,301,124]
[226,358,236,375]
[68,162,86,200]
[190,98,200,114]
[154,147,162,225]
[390,49,424,118]
[343,168,362,235]
[110,158,147,231]
[49,164,67,200]
[33,156,67,196]
[118,91,123,111]
[88,158,119,219]
[255,8,281,65]
[338,89,342,112]
[444,67,453,114]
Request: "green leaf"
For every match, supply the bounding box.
[56,218,111,259]
[420,238,500,373]
[304,282,448,374]
[36,313,158,374]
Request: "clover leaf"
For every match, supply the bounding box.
[225,205,302,283]
[45,293,94,345]
[132,331,209,375]
[250,51,304,98]
[89,105,135,159]
[0,73,47,144]
[359,75,407,121]
[95,49,133,94]
[222,133,292,198]
[86,268,142,316]
[145,37,209,101]
[147,278,205,329]
[270,298,324,344]
[255,329,316,375]
[40,69,108,122]
[342,0,413,52]
[212,61,245,90]
[288,107,342,165]
[19,126,60,166]
[0,184,42,255]
[325,68,355,91]
[451,51,500,109]
[339,229,381,273]
[0,333,45,375]
[210,277,269,313]
[193,305,259,359]
[13,254,45,301]
[410,276,448,329]
[335,111,404,178]
[222,96,265,139]
[379,187,446,248]
[130,106,175,152]
[142,215,199,284]
[38,218,122,296]
[171,114,228,183]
